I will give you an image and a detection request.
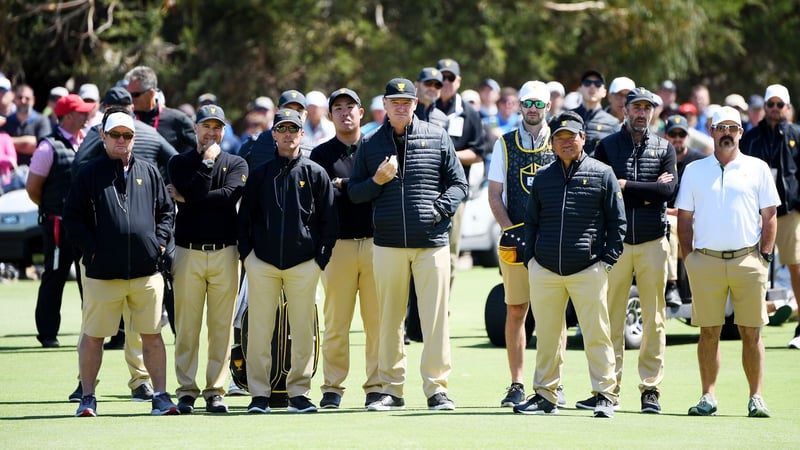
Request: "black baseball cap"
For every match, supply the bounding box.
[273,108,303,128]
[278,90,307,109]
[580,69,606,85]
[103,87,132,106]
[436,58,460,76]
[625,87,656,106]
[550,111,585,134]
[328,88,361,112]
[664,115,689,134]
[195,104,227,125]
[418,67,443,84]
[384,78,417,99]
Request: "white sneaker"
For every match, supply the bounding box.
[227,380,248,396]
[788,335,800,349]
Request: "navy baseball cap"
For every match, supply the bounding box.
[581,69,606,85]
[625,87,657,106]
[274,108,303,128]
[550,111,585,134]
[418,67,443,84]
[436,58,460,76]
[103,87,132,106]
[384,78,417,99]
[195,104,227,125]
[278,90,307,109]
[664,115,689,134]
[328,88,361,112]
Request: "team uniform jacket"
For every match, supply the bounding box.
[237,153,337,270]
[63,153,174,280]
[740,119,800,216]
[168,149,248,247]
[524,153,626,276]
[594,127,677,244]
[348,115,468,248]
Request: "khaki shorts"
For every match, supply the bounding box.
[776,210,800,265]
[500,257,530,306]
[82,273,165,337]
[684,251,768,328]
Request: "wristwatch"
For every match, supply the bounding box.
[202,159,215,169]
[761,252,774,263]
[603,263,613,273]
[433,209,442,224]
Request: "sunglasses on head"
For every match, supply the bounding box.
[712,124,741,133]
[667,131,687,138]
[274,124,300,133]
[766,101,785,109]
[442,73,457,83]
[423,80,443,89]
[107,131,134,141]
[582,79,604,88]
[520,99,546,109]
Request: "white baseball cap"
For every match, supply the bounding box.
[764,84,790,104]
[104,112,136,133]
[305,90,328,107]
[370,95,384,111]
[712,106,742,127]
[724,94,748,110]
[608,77,636,94]
[79,83,100,102]
[519,81,550,102]
[546,81,565,97]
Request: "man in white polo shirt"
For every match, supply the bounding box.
[676,106,779,418]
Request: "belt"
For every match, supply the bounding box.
[187,243,229,251]
[697,245,757,260]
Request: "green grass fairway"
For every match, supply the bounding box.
[1,266,798,449]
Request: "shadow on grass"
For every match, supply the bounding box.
[0,346,76,353]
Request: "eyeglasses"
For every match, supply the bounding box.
[423,80,443,89]
[520,99,546,109]
[667,131,688,138]
[442,73,457,83]
[766,101,785,109]
[107,131,134,140]
[712,124,741,133]
[582,79,604,88]
[129,90,148,98]
[274,125,300,133]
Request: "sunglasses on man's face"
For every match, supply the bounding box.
[442,73,457,83]
[129,90,148,98]
[423,80,443,89]
[766,101,785,109]
[582,79,604,88]
[712,124,741,133]
[107,131,134,141]
[667,131,687,138]
[274,125,300,134]
[520,99,547,109]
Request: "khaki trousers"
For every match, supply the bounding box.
[607,238,668,392]
[529,260,617,404]
[244,256,320,398]
[373,245,451,398]
[173,246,239,399]
[320,238,380,396]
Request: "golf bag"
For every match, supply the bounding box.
[229,273,320,408]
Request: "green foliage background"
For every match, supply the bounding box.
[1,0,797,127]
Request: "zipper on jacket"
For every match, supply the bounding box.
[558,163,569,275]
[279,169,288,267]
[400,127,408,248]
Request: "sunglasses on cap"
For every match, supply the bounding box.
[711,124,741,133]
[667,131,687,138]
[107,131,134,141]
[520,99,546,109]
[581,79,604,88]
[274,125,300,134]
[766,101,785,109]
[441,73,457,83]
[423,80,443,89]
